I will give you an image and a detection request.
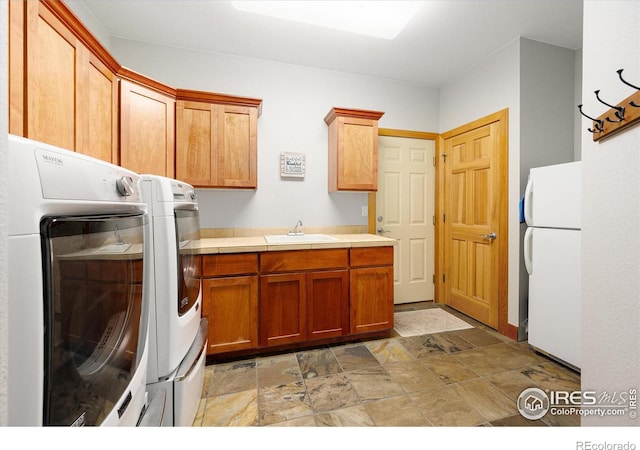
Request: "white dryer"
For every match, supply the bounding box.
[140,174,207,427]
[7,135,154,426]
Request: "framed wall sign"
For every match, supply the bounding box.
[280,152,306,178]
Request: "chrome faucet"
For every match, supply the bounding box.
[288,219,304,236]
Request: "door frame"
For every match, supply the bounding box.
[437,109,511,338]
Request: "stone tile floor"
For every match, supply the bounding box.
[192,302,581,427]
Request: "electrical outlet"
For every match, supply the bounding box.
[361,206,368,217]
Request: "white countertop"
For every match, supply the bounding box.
[187,233,397,254]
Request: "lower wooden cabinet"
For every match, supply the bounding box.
[260,273,307,347]
[202,276,258,354]
[307,270,349,340]
[350,267,394,334]
[201,246,392,357]
[349,246,395,334]
[201,254,259,355]
[260,269,349,347]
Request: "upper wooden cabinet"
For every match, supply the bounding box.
[120,79,175,177]
[9,0,119,163]
[324,107,385,192]
[9,0,262,184]
[176,95,261,188]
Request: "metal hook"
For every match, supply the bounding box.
[617,69,640,91]
[616,69,640,108]
[594,90,625,122]
[577,104,604,133]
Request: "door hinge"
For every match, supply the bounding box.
[442,274,446,283]
[443,214,446,223]
[432,274,435,284]
[433,156,436,167]
[442,152,447,162]
[432,215,435,226]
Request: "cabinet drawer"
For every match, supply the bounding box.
[350,246,393,268]
[202,253,258,277]
[260,249,348,273]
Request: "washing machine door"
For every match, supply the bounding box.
[41,212,146,426]
[174,207,201,316]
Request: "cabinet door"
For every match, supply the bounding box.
[218,104,257,188]
[176,100,217,186]
[176,101,257,188]
[350,267,394,334]
[260,273,306,347]
[202,276,258,355]
[79,53,118,164]
[306,270,349,340]
[120,79,175,177]
[337,117,379,191]
[23,1,77,151]
[11,1,118,163]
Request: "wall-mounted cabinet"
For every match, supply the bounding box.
[176,95,261,188]
[9,0,119,163]
[9,0,262,186]
[119,79,175,177]
[324,107,385,192]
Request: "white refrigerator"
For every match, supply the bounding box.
[524,161,581,370]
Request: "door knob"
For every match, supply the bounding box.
[377,227,390,234]
[480,232,497,241]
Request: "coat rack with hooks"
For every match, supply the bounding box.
[578,69,640,142]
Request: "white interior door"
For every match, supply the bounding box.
[376,136,435,304]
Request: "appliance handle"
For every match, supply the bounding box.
[524,175,533,226]
[524,227,533,275]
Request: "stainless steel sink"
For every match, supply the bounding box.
[264,234,339,244]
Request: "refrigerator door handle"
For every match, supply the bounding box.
[524,176,533,226]
[524,227,533,275]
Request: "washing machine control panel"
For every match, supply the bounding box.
[171,181,197,205]
[34,147,142,203]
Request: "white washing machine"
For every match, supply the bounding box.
[7,135,155,426]
[140,174,207,427]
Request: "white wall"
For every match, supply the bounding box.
[440,38,522,327]
[0,0,9,427]
[440,37,578,331]
[519,38,578,337]
[109,39,440,229]
[581,0,640,426]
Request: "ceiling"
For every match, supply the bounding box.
[78,0,583,87]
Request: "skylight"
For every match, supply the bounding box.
[231,1,424,40]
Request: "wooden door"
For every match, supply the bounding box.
[376,135,435,304]
[440,110,508,330]
[120,79,175,177]
[306,270,349,340]
[260,273,306,347]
